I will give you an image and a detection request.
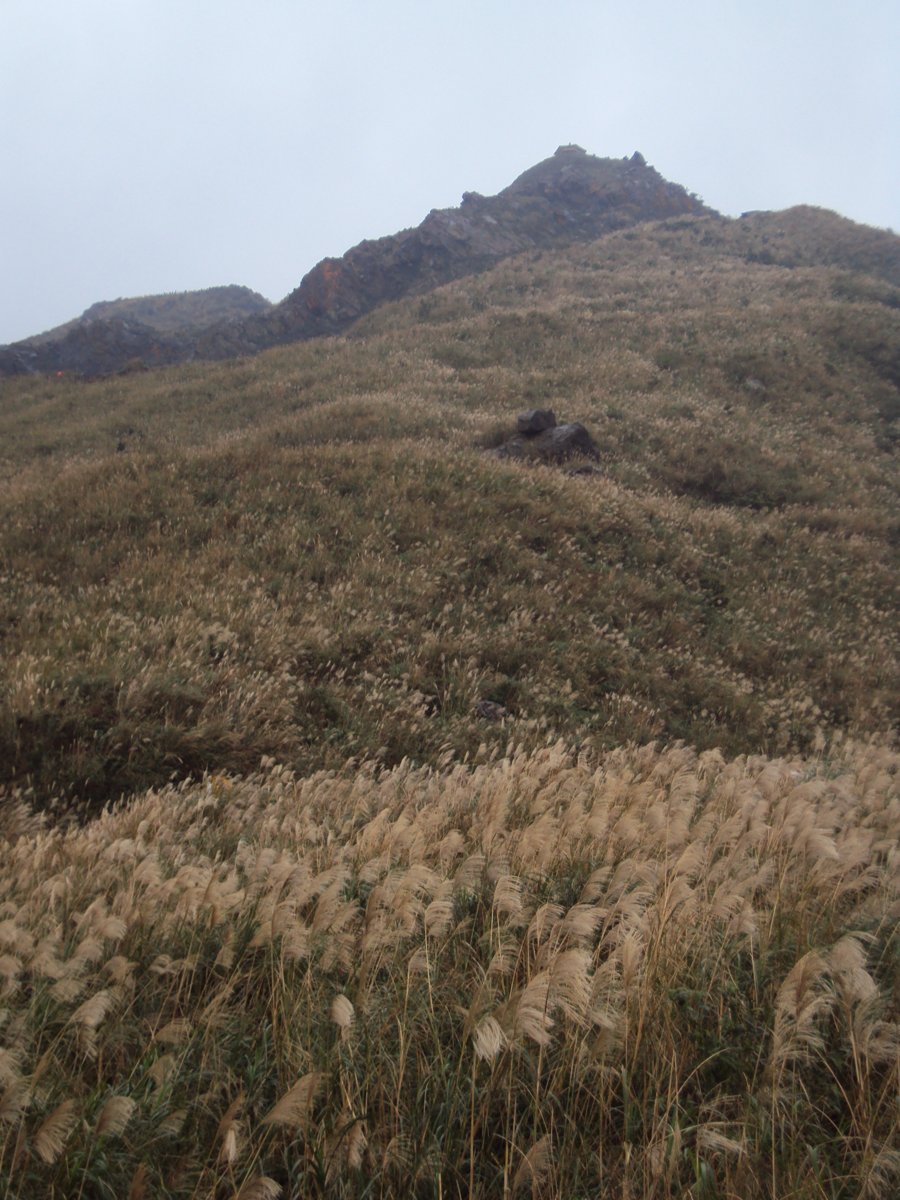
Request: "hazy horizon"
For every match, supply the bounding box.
[3,0,898,345]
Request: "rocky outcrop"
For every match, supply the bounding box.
[6,317,186,377]
[242,146,711,354]
[2,147,713,377]
[493,409,600,464]
[3,286,272,376]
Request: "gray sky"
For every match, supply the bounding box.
[2,0,898,345]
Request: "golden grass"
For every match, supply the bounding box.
[0,208,897,1195]
[1,211,897,810]
[0,737,897,1196]
[0,424,895,811]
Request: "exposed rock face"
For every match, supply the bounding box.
[251,146,710,352]
[2,147,712,377]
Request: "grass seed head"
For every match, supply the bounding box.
[32,1099,77,1164]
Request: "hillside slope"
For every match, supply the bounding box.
[0,207,896,810]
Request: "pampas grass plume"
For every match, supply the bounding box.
[262,1072,324,1132]
[33,1098,77,1164]
[95,1094,137,1137]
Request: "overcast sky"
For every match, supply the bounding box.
[2,0,898,344]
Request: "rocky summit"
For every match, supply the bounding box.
[258,147,710,346]
[1,147,710,377]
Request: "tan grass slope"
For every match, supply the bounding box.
[0,202,898,1197]
[0,206,897,810]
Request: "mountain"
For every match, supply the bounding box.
[24,285,272,344]
[0,147,710,376]
[239,146,710,348]
[1,191,897,806]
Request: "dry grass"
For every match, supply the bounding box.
[0,424,895,811]
[0,737,897,1197]
[0,206,897,1195]
[1,217,897,808]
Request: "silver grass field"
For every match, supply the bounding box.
[1,737,897,1197]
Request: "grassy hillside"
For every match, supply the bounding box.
[0,209,896,812]
[0,205,897,1197]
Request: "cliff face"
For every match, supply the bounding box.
[2,147,712,376]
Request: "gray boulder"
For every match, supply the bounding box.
[488,401,600,465]
[532,422,599,461]
[517,408,557,435]
[494,420,599,463]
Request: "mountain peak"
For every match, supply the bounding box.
[501,146,677,201]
